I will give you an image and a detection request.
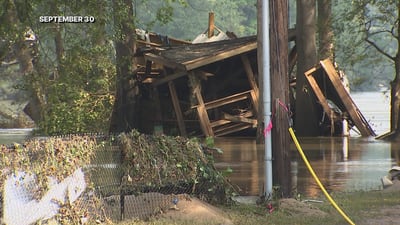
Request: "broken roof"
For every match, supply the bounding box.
[144,35,257,71]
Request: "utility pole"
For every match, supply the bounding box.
[258,0,291,198]
[270,0,291,197]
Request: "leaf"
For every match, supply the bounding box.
[205,136,214,147]
[215,147,223,154]
[225,167,233,173]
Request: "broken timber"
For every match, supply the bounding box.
[304,59,376,137]
[141,36,259,137]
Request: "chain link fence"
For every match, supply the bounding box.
[1,131,234,224]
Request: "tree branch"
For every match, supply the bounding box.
[365,37,395,61]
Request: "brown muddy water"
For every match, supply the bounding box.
[213,136,400,197]
[214,92,396,197]
[0,92,394,198]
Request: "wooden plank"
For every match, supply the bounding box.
[210,119,231,128]
[137,39,162,47]
[190,73,214,136]
[210,111,255,128]
[184,42,257,71]
[208,12,215,38]
[191,90,252,110]
[241,55,259,114]
[304,67,337,120]
[152,70,188,86]
[214,123,253,136]
[222,112,257,126]
[249,90,258,114]
[144,53,186,71]
[320,59,376,136]
[168,81,187,137]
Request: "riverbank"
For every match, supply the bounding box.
[116,184,400,225]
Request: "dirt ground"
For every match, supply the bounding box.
[159,197,234,225]
[156,180,400,225]
[104,180,400,225]
[361,180,400,225]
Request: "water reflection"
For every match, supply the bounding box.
[0,129,32,145]
[213,136,399,197]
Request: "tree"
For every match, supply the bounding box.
[0,0,189,134]
[109,0,137,133]
[109,0,188,133]
[1,0,117,134]
[317,0,334,61]
[343,1,400,137]
[295,0,319,136]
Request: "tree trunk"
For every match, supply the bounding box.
[109,0,138,133]
[270,0,291,197]
[295,0,319,136]
[391,63,400,133]
[317,0,333,61]
[388,5,400,138]
[3,1,44,125]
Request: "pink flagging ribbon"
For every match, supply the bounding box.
[277,99,289,112]
[263,120,273,137]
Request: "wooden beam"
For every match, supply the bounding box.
[168,81,187,137]
[210,111,255,127]
[144,53,186,71]
[190,72,214,136]
[222,112,257,126]
[137,39,162,47]
[304,67,337,121]
[214,123,253,136]
[184,42,257,71]
[320,59,376,136]
[152,70,188,86]
[191,90,252,110]
[241,54,259,114]
[208,12,215,38]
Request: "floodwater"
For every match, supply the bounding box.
[0,92,397,198]
[214,92,399,197]
[0,128,32,145]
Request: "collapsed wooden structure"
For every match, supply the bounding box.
[136,36,259,137]
[304,59,376,136]
[133,30,375,137]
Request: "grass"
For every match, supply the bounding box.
[114,190,400,225]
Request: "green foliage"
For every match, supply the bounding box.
[0,135,107,224]
[118,130,236,203]
[0,136,97,197]
[2,0,191,134]
[332,0,397,91]
[136,0,257,40]
[38,42,116,135]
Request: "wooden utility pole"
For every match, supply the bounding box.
[270,0,292,197]
[256,1,265,143]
